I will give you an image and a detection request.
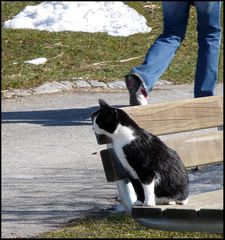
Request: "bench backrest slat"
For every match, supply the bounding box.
[164,131,223,168]
[123,96,223,136]
[96,96,223,145]
[100,130,223,182]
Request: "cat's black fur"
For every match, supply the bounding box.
[91,99,189,204]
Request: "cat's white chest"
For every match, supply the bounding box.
[112,125,138,179]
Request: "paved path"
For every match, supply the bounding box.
[2,83,223,238]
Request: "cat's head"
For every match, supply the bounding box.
[91,99,120,137]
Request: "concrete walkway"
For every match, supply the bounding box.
[2,83,223,238]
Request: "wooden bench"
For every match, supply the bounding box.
[94,96,223,233]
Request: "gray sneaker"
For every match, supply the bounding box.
[125,74,148,106]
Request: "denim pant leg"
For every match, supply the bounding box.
[129,2,191,94]
[194,1,221,97]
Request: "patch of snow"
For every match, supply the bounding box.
[4,1,152,36]
[24,57,47,65]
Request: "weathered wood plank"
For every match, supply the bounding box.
[100,149,116,182]
[122,96,223,136]
[96,134,112,145]
[99,131,223,182]
[163,131,223,168]
[185,190,223,210]
[100,148,128,182]
[165,208,197,220]
[132,207,163,219]
[160,190,223,210]
[95,96,223,144]
[199,209,223,220]
[132,190,223,219]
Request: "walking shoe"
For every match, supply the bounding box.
[125,74,148,106]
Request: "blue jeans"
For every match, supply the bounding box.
[129,1,221,98]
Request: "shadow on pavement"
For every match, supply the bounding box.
[2,107,98,126]
[2,104,127,127]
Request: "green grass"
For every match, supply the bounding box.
[37,213,223,238]
[1,1,223,90]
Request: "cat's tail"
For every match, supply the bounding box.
[155,197,189,205]
[176,197,189,205]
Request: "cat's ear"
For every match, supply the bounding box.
[98,99,110,109]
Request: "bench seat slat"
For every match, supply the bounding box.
[132,190,223,219]
[199,209,223,220]
[165,209,197,220]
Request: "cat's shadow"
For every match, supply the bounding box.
[2,104,127,127]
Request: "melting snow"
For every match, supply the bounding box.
[24,57,48,65]
[4,1,152,36]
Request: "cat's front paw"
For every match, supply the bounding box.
[133,200,143,206]
[143,199,156,206]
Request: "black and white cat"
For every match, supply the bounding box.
[91,99,189,206]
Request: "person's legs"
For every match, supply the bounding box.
[126,2,191,105]
[127,2,191,99]
[194,1,221,98]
